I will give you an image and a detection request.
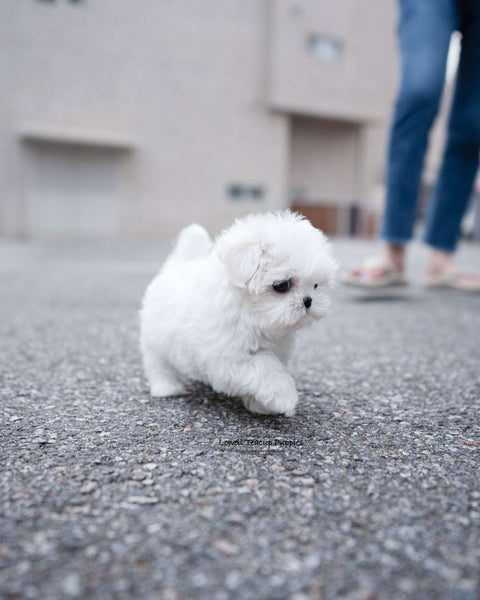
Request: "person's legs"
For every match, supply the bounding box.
[423,1,480,253]
[343,0,480,290]
[343,0,456,286]
[382,0,457,248]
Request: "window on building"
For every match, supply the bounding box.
[307,34,343,61]
[250,187,264,201]
[228,184,264,202]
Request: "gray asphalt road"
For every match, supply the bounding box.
[1,237,479,600]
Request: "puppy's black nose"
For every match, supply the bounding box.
[303,296,312,309]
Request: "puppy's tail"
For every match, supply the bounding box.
[172,224,212,260]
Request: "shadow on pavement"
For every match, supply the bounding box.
[346,292,418,303]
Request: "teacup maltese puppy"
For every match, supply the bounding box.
[140,211,337,416]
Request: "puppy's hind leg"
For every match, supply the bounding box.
[142,350,186,397]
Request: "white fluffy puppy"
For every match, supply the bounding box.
[140,211,337,416]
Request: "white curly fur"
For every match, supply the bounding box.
[140,211,338,416]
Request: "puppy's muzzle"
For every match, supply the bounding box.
[303,296,312,309]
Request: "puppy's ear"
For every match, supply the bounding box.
[221,242,271,291]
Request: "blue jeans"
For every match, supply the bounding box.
[382,0,480,251]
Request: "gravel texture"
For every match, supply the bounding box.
[1,237,479,600]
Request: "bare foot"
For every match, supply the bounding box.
[384,243,406,273]
[426,249,455,277]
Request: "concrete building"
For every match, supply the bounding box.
[0,0,398,239]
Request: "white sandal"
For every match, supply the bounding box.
[425,268,480,292]
[341,257,408,289]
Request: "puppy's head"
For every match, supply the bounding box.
[215,211,338,334]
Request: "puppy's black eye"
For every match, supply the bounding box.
[314,283,318,289]
[273,279,291,293]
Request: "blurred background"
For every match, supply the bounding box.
[1,0,479,241]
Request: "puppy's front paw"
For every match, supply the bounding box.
[282,403,297,418]
[271,377,298,416]
[242,396,281,416]
[247,375,298,417]
[150,380,186,398]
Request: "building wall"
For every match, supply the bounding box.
[1,0,398,239]
[267,0,397,233]
[22,142,124,237]
[267,0,397,121]
[289,117,360,205]
[2,0,290,238]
